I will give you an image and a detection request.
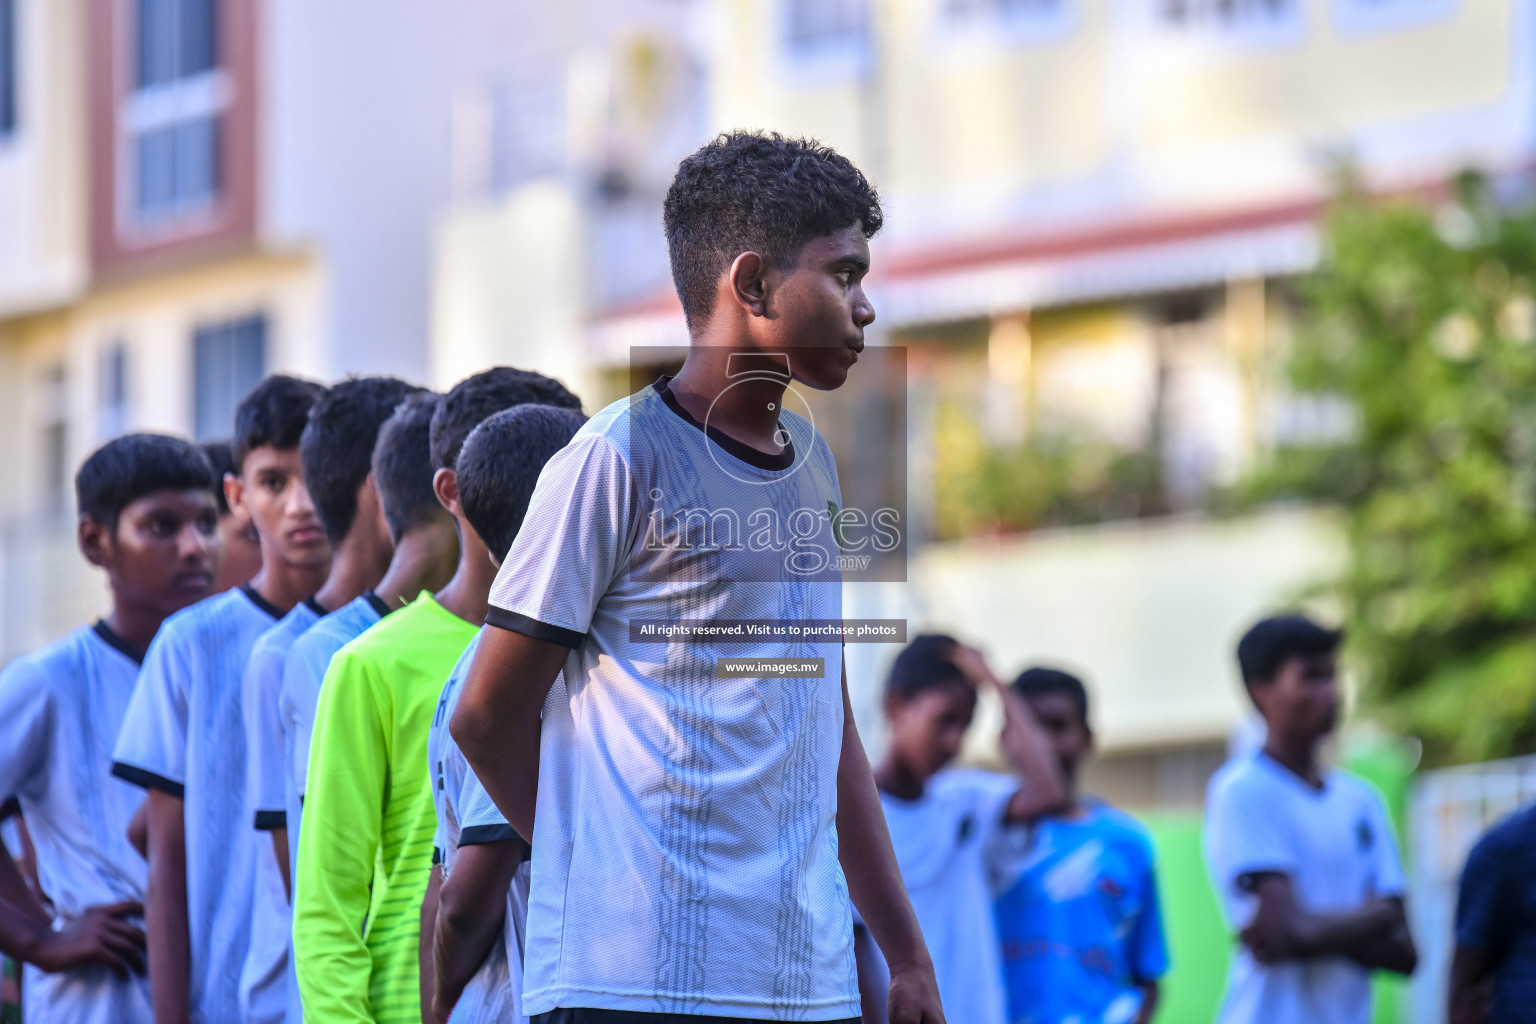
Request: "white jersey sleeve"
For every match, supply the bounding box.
[1361,785,1406,899]
[458,769,516,846]
[243,639,287,826]
[1206,767,1296,892]
[112,627,191,794]
[0,657,51,804]
[486,434,637,648]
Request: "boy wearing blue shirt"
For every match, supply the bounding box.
[993,668,1169,1024]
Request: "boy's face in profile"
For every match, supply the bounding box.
[1023,691,1092,786]
[83,488,219,617]
[213,490,263,591]
[885,681,977,782]
[1250,652,1340,742]
[765,222,875,392]
[229,445,331,571]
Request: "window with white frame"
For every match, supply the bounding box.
[98,341,130,439]
[0,0,16,138]
[1155,0,1302,35]
[192,313,264,440]
[783,0,869,66]
[125,0,224,226]
[939,0,1073,47]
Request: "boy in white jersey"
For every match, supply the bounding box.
[244,376,422,1022]
[279,391,460,867]
[0,433,218,1024]
[114,375,331,1024]
[425,404,588,1024]
[454,132,947,1024]
[862,637,1064,1024]
[1205,615,1417,1024]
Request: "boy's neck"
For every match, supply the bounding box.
[433,518,495,627]
[1262,731,1325,788]
[374,524,459,612]
[247,559,330,618]
[312,532,392,614]
[101,601,166,663]
[669,347,790,454]
[871,755,928,802]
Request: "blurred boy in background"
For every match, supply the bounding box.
[294,368,580,1024]
[993,667,1168,1024]
[1205,615,1416,1024]
[243,376,421,1024]
[1448,799,1536,1024]
[202,438,264,593]
[424,403,587,1024]
[0,433,217,1024]
[113,376,331,1024]
[860,635,1065,1024]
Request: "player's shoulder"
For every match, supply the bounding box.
[0,625,97,692]
[159,587,253,645]
[931,766,1014,802]
[1471,802,1536,861]
[1206,753,1279,810]
[1084,801,1157,853]
[1330,770,1392,816]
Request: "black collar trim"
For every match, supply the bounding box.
[93,620,145,666]
[240,584,283,621]
[364,591,393,619]
[303,596,328,618]
[652,376,796,472]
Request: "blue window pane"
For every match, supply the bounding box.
[194,314,267,440]
[172,115,219,206]
[0,0,15,135]
[136,124,177,219]
[180,0,216,77]
[136,0,176,88]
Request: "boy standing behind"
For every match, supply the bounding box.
[244,376,421,1023]
[114,375,331,1024]
[1205,615,1416,1024]
[425,404,588,1024]
[294,368,580,1024]
[0,434,218,1024]
[992,668,1169,1024]
[865,637,1065,1024]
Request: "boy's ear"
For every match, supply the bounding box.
[433,467,461,517]
[223,471,245,517]
[78,515,113,570]
[728,251,769,318]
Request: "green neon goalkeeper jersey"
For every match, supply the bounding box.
[293,592,477,1024]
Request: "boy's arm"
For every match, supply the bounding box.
[243,647,289,892]
[1132,981,1159,1024]
[835,665,946,1024]
[292,655,387,1024]
[450,627,568,842]
[420,863,442,1024]
[1448,947,1494,1024]
[146,789,191,1024]
[950,647,1065,823]
[432,839,522,1022]
[1240,874,1416,974]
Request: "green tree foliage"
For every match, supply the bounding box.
[1286,173,1536,763]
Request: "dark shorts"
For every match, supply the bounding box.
[532,1011,859,1024]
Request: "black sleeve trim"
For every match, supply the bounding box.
[111,762,185,799]
[432,847,443,866]
[1235,868,1291,893]
[459,823,519,846]
[254,810,287,831]
[0,797,18,821]
[484,606,585,649]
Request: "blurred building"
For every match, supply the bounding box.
[0,0,666,657]
[431,0,1530,795]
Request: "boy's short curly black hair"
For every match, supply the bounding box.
[884,633,967,700]
[232,374,328,471]
[663,131,883,328]
[300,376,424,543]
[200,440,235,514]
[76,433,217,531]
[1013,667,1091,727]
[1237,614,1343,688]
[457,404,589,561]
[372,392,446,543]
[429,367,582,472]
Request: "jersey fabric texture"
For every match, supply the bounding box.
[111,585,287,1024]
[486,380,859,1021]
[294,591,476,1024]
[1204,753,1406,1024]
[430,633,530,1024]
[1455,801,1536,1024]
[872,769,1014,1024]
[243,596,323,1023]
[278,591,388,1024]
[992,801,1170,1024]
[0,623,152,1024]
